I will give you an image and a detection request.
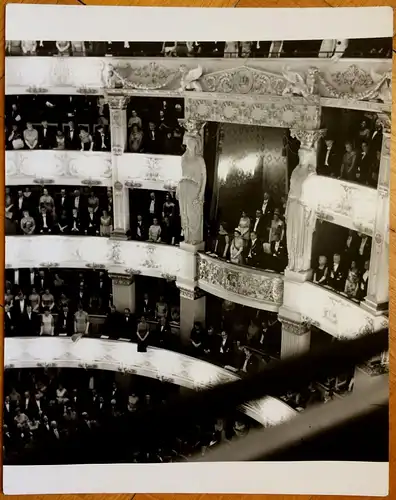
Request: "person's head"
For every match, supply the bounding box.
[35,392,40,400]
[131,110,137,118]
[350,260,358,270]
[207,326,214,336]
[137,214,143,222]
[250,231,257,241]
[175,103,182,112]
[333,253,341,264]
[102,209,108,218]
[124,308,130,316]
[12,123,18,132]
[74,189,80,197]
[159,295,165,302]
[234,228,241,238]
[241,210,247,218]
[41,119,48,127]
[56,130,64,138]
[153,217,158,225]
[318,255,327,266]
[72,208,78,218]
[360,120,367,129]
[145,394,151,403]
[263,191,269,201]
[78,303,83,311]
[131,124,138,134]
[80,129,88,138]
[159,110,165,119]
[39,270,45,277]
[362,141,369,153]
[149,122,156,131]
[26,122,33,130]
[23,210,29,218]
[97,125,104,134]
[68,120,75,129]
[140,315,146,323]
[26,305,32,314]
[357,232,362,238]
[24,391,30,398]
[273,208,280,219]
[166,132,172,139]
[144,293,149,300]
[375,119,383,131]
[88,206,94,214]
[194,321,201,331]
[221,330,227,339]
[63,305,69,313]
[150,192,155,200]
[345,142,353,152]
[255,209,262,218]
[44,308,50,317]
[110,304,116,314]
[50,421,57,429]
[12,103,17,111]
[325,138,334,148]
[364,260,370,271]
[44,288,50,295]
[43,188,49,196]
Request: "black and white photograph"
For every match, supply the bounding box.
[3,4,391,496]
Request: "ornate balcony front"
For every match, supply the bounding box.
[303,175,378,236]
[5,336,297,427]
[118,153,182,191]
[5,236,189,280]
[197,253,284,312]
[298,282,387,340]
[6,150,112,187]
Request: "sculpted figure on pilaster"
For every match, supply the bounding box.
[176,120,207,245]
[285,129,325,273]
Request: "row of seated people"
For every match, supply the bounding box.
[318,120,383,187]
[128,192,182,245]
[210,200,288,272]
[5,187,113,236]
[6,39,393,58]
[6,121,110,152]
[4,369,253,464]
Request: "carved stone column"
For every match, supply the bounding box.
[286,128,326,282]
[109,272,136,314]
[362,113,390,315]
[278,313,311,359]
[108,95,130,239]
[179,286,206,345]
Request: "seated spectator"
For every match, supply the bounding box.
[133,214,147,241]
[313,255,329,285]
[162,193,176,220]
[270,233,287,272]
[128,110,142,130]
[38,119,56,149]
[237,210,251,244]
[41,288,55,311]
[217,330,232,363]
[87,190,100,212]
[161,216,176,245]
[190,322,204,353]
[23,122,39,150]
[54,130,66,150]
[7,124,24,150]
[357,260,370,300]
[79,128,93,151]
[269,209,284,242]
[40,309,55,336]
[100,210,112,237]
[103,305,121,337]
[245,231,264,268]
[94,125,110,152]
[74,304,90,338]
[355,141,371,184]
[65,121,80,150]
[70,208,82,234]
[39,188,55,214]
[20,210,36,235]
[148,217,162,243]
[144,122,160,153]
[344,260,360,299]
[37,206,54,233]
[129,124,144,153]
[155,316,171,347]
[29,288,41,312]
[340,141,357,181]
[56,209,69,234]
[56,305,74,336]
[328,253,346,292]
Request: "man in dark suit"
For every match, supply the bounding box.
[37,206,54,234]
[119,308,134,339]
[56,305,75,336]
[83,207,100,236]
[55,188,71,215]
[133,214,148,241]
[144,122,160,154]
[251,209,268,243]
[155,316,171,347]
[15,189,30,221]
[216,330,232,364]
[355,141,372,184]
[356,232,371,265]
[239,348,260,375]
[328,253,346,292]
[35,269,51,293]
[270,233,288,272]
[12,291,28,319]
[318,138,339,177]
[38,119,56,149]
[343,229,359,264]
[370,120,383,154]
[19,268,38,291]
[103,305,121,338]
[261,191,274,223]
[251,41,272,57]
[3,396,15,426]
[93,124,110,152]
[245,231,265,269]
[17,305,40,336]
[139,293,154,318]
[69,208,82,235]
[65,121,80,150]
[29,393,46,419]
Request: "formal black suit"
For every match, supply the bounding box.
[12,297,28,318]
[318,141,339,177]
[251,216,268,242]
[270,240,287,272]
[93,130,111,152]
[155,321,171,347]
[55,194,71,214]
[119,315,135,339]
[15,195,31,220]
[144,130,160,154]
[103,311,121,338]
[245,238,265,268]
[19,269,38,291]
[355,151,372,183]
[138,298,154,318]
[133,220,148,241]
[38,125,56,149]
[251,41,272,57]
[37,212,54,233]
[17,310,40,336]
[356,235,371,264]
[328,262,346,291]
[64,127,80,150]
[56,311,75,335]
[35,274,51,292]
[83,212,100,236]
[370,129,383,153]
[69,216,82,235]
[261,198,275,222]
[343,233,360,263]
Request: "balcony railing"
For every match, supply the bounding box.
[297,282,387,340]
[4,336,297,427]
[6,150,112,187]
[303,175,378,236]
[5,235,189,280]
[197,252,284,312]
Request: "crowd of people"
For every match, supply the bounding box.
[128,190,182,245]
[3,368,254,464]
[209,192,288,273]
[312,226,371,302]
[318,116,383,187]
[4,268,112,338]
[6,96,110,152]
[5,186,113,237]
[6,39,392,58]
[126,98,184,155]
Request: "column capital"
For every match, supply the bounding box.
[178,118,206,136]
[106,94,129,110]
[278,315,309,336]
[179,286,205,301]
[108,272,134,286]
[289,128,327,149]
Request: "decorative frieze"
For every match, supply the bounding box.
[5,336,297,427]
[197,253,284,311]
[278,316,309,336]
[108,273,134,286]
[289,128,326,150]
[179,286,205,301]
[6,150,112,186]
[6,236,189,280]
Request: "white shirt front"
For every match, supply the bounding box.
[149,200,155,214]
[18,197,23,210]
[359,237,368,255]
[19,299,25,312]
[30,271,35,285]
[14,269,19,285]
[101,133,106,148]
[74,196,80,208]
[42,214,48,228]
[253,217,260,233]
[262,200,268,214]
[324,146,332,166]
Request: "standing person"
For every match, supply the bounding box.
[230,229,245,265]
[40,309,55,336]
[100,210,112,237]
[23,122,39,150]
[214,223,230,259]
[73,304,90,341]
[340,142,357,181]
[136,316,150,353]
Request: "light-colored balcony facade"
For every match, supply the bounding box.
[5,52,390,359]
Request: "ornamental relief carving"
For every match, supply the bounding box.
[197,255,284,304]
[6,151,112,185]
